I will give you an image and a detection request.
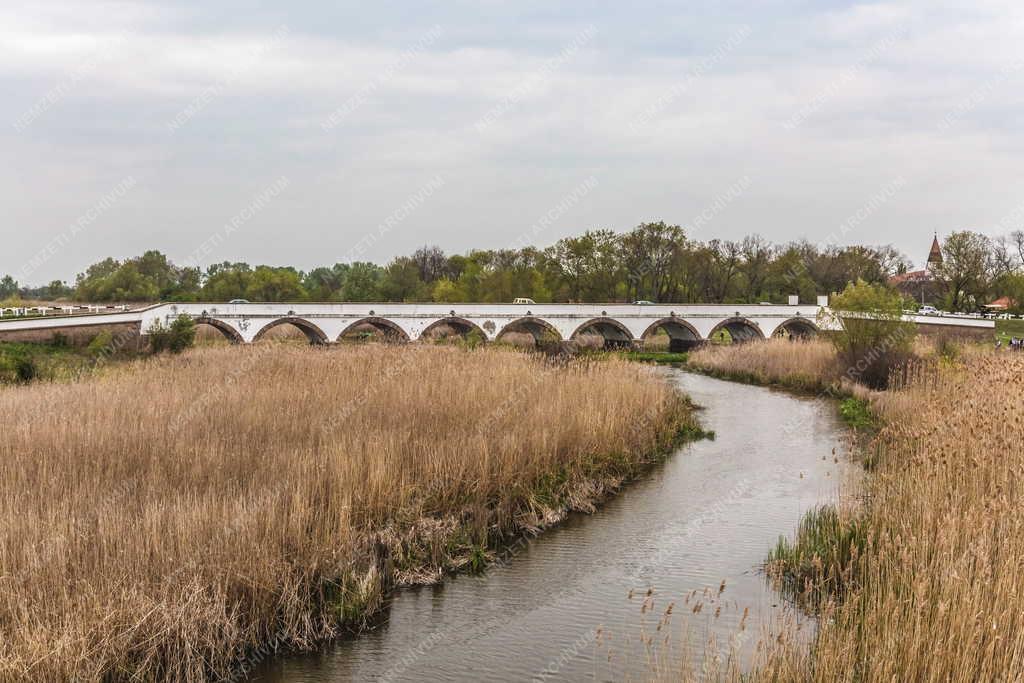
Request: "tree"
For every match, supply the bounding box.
[245,266,307,302]
[341,262,383,301]
[826,279,916,389]
[411,246,448,284]
[201,262,252,301]
[0,275,19,299]
[303,265,348,301]
[933,231,992,311]
[619,221,687,302]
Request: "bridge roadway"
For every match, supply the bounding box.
[0,302,995,347]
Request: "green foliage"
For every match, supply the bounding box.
[933,230,992,312]
[50,332,69,348]
[87,331,115,357]
[148,315,196,354]
[0,275,20,299]
[64,223,922,306]
[826,279,917,389]
[75,251,198,302]
[838,397,875,430]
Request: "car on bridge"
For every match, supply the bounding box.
[633,300,655,305]
[228,299,250,304]
[512,298,536,305]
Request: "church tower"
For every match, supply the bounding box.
[926,233,943,274]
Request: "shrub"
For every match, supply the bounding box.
[87,330,115,357]
[148,315,196,354]
[50,331,69,348]
[825,279,917,389]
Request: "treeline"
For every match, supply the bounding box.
[4,221,1022,310]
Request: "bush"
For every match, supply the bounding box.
[148,315,196,354]
[50,332,69,348]
[825,280,917,389]
[87,331,115,358]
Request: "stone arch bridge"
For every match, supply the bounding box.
[0,302,831,349]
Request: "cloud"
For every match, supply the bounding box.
[2,0,1024,283]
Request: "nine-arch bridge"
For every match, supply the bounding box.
[0,302,829,348]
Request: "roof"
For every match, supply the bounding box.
[985,296,1017,310]
[889,269,932,285]
[927,234,943,264]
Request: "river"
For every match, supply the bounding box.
[250,370,852,682]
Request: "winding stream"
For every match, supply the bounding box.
[251,370,852,682]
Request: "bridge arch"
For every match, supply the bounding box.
[193,317,243,344]
[420,317,486,343]
[252,317,329,345]
[338,317,410,343]
[641,317,702,351]
[570,317,634,349]
[496,317,562,346]
[772,317,819,339]
[708,317,764,343]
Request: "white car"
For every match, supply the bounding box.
[512,298,536,305]
[918,306,939,316]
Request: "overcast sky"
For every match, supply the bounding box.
[4,0,1024,285]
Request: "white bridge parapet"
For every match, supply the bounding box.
[0,302,994,346]
[152,302,829,344]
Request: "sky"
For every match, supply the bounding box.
[3,0,1024,285]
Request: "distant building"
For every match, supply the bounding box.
[890,233,944,304]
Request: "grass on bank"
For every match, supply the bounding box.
[0,334,135,384]
[757,351,1024,680]
[0,343,697,682]
[683,335,1024,680]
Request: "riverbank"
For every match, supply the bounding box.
[249,370,853,682]
[0,344,698,682]
[684,339,1024,680]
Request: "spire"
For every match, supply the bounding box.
[927,233,943,265]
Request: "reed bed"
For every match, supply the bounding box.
[754,351,1024,679]
[685,343,1024,680]
[0,344,693,682]
[687,339,839,393]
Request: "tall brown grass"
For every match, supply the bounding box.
[0,344,692,682]
[688,338,839,392]
[756,351,1024,679]
[686,342,1024,680]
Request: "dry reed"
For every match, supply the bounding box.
[0,344,692,682]
[692,345,1024,680]
[688,339,839,392]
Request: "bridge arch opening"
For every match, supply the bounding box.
[193,317,244,345]
[338,317,410,343]
[708,317,764,344]
[496,317,562,348]
[253,317,329,345]
[773,317,819,339]
[420,317,486,344]
[641,318,702,352]
[571,318,634,350]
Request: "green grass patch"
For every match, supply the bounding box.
[767,505,867,608]
[838,397,876,431]
[617,350,689,364]
[996,318,1024,345]
[0,338,136,385]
